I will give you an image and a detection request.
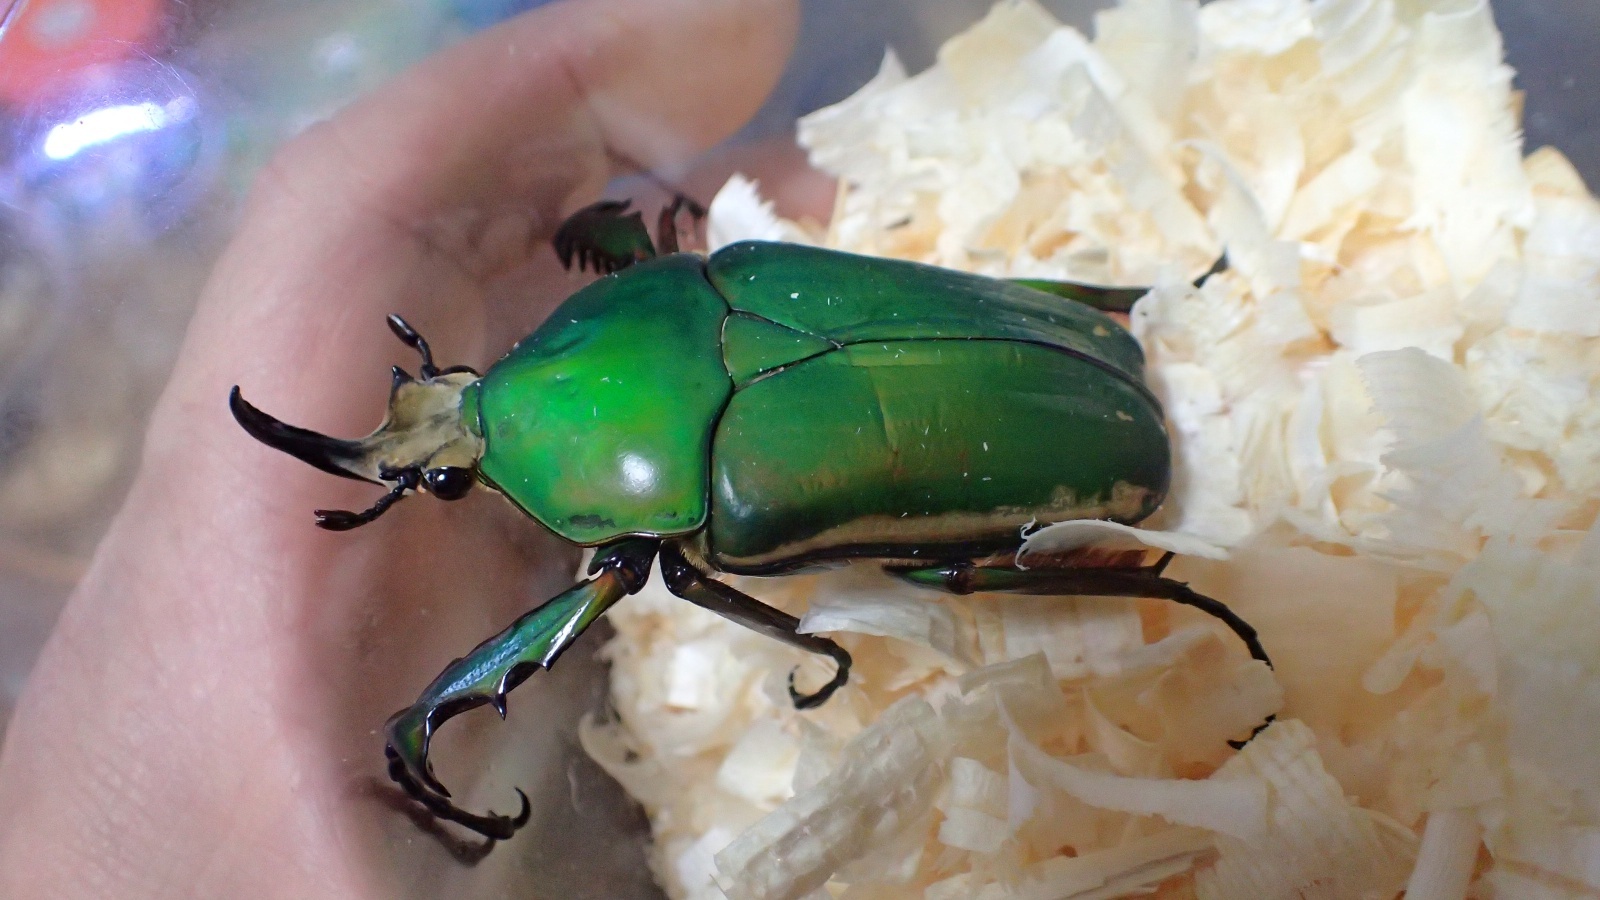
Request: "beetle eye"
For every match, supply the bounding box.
[423,466,473,500]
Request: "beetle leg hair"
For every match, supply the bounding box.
[383,538,658,840]
[659,542,852,709]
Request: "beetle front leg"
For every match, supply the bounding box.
[384,538,658,839]
[659,543,852,709]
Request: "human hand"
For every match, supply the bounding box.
[0,0,799,895]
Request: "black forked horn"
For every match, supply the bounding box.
[229,386,378,485]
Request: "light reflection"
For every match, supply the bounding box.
[29,0,93,48]
[40,96,195,160]
[0,0,29,46]
[619,453,657,495]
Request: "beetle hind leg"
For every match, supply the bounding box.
[660,543,852,709]
[383,539,657,839]
[888,556,1270,666]
[886,555,1275,746]
[384,755,531,841]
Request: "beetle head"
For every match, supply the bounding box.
[230,315,485,530]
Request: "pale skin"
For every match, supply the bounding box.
[0,0,812,895]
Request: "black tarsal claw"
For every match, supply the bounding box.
[314,508,365,531]
[385,746,531,841]
[786,645,852,710]
[788,669,827,710]
[1227,715,1276,750]
[384,705,533,841]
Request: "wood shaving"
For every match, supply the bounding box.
[585,1,1600,897]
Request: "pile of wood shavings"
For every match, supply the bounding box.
[580,1,1600,897]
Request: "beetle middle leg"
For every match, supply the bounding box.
[383,538,658,839]
[659,542,852,709]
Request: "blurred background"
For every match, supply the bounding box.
[0,0,1594,891]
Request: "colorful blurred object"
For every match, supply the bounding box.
[0,0,167,106]
[8,57,215,234]
[442,0,545,33]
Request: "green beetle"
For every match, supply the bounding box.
[230,199,1266,840]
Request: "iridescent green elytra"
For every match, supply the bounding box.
[229,200,1268,842]
[472,242,1169,569]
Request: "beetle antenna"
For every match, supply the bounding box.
[315,469,419,531]
[385,316,480,379]
[387,315,439,379]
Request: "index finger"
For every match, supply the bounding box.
[275,0,798,231]
[160,0,798,452]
